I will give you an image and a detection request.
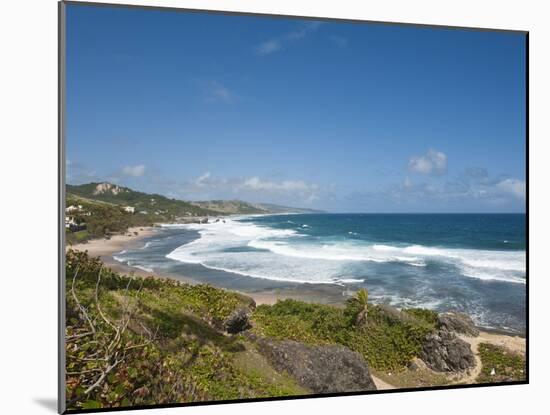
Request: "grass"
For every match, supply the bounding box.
[476,343,526,383]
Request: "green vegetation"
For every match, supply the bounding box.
[65,248,522,410]
[402,308,439,327]
[476,343,526,383]
[251,298,437,371]
[65,195,155,244]
[65,250,305,410]
[344,288,369,327]
[65,182,323,244]
[67,182,258,218]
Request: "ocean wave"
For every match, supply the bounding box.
[165,218,525,285]
[248,239,426,267]
[133,264,154,273]
[191,261,362,285]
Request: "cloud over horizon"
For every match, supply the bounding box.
[169,172,325,205]
[65,160,524,213]
[408,149,448,176]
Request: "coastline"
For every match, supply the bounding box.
[68,226,159,257]
[68,226,346,305]
[67,228,526,391]
[68,225,201,285]
[68,227,526,341]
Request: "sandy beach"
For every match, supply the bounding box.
[67,226,349,304]
[68,226,203,284]
[68,226,158,256]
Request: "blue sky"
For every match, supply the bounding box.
[66,4,526,213]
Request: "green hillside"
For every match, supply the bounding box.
[67,182,220,218]
[65,182,325,244]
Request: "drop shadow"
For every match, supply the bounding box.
[34,398,57,413]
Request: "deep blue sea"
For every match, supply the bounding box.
[113,214,526,333]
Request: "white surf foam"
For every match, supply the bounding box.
[165,218,525,285]
[133,264,154,273]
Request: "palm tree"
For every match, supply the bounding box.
[346,288,369,327]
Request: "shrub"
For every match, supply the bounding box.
[477,343,526,383]
[252,298,436,371]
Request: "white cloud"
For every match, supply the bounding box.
[496,178,526,200]
[206,81,233,103]
[196,171,211,186]
[240,177,318,193]
[174,173,324,205]
[256,40,281,55]
[408,149,448,176]
[255,21,322,56]
[387,167,526,210]
[122,164,146,177]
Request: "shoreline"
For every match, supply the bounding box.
[68,226,159,257]
[67,225,526,340]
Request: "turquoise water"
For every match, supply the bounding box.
[114,213,526,333]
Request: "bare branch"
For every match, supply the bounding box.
[70,265,96,334]
[83,358,122,395]
[95,266,116,330]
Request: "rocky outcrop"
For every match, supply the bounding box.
[437,312,479,337]
[93,182,128,195]
[255,338,377,393]
[224,308,252,334]
[421,330,475,372]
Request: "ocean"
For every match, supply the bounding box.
[113,213,526,334]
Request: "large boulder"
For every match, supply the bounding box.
[421,330,475,372]
[224,308,251,334]
[255,338,377,393]
[437,312,479,337]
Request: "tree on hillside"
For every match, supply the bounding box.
[345,288,369,327]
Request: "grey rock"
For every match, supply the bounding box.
[407,357,430,372]
[256,338,377,393]
[421,330,475,372]
[224,308,251,334]
[438,312,479,337]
